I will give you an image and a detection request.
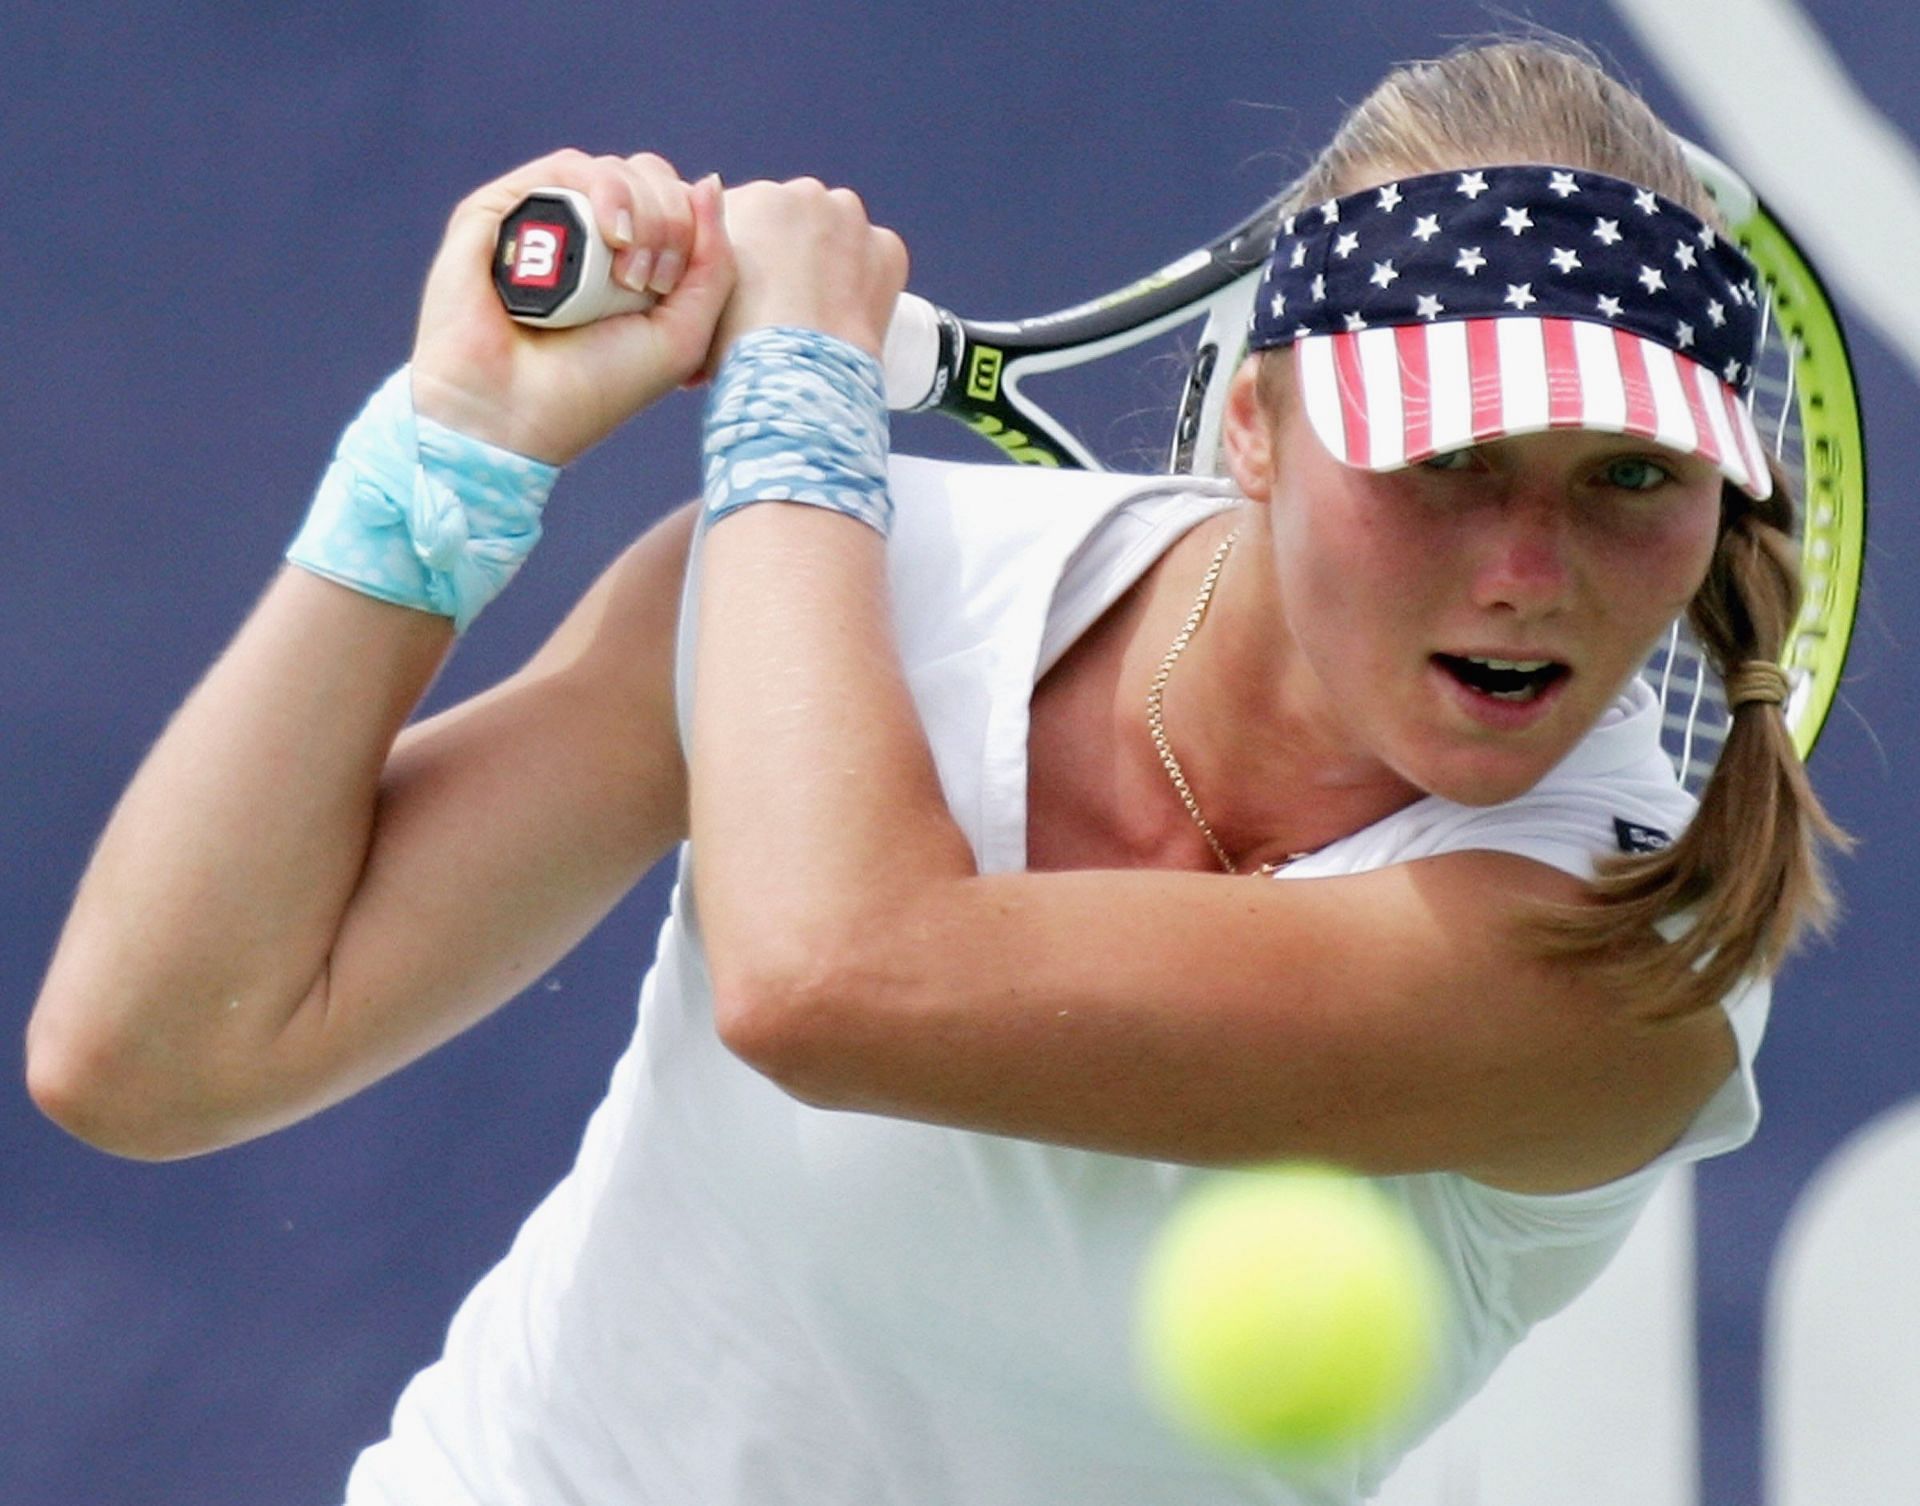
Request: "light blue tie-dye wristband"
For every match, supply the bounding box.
[286,366,560,634]
[701,327,892,535]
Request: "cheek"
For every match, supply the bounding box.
[1271,482,1434,669]
[1596,496,1723,620]
[1282,479,1470,624]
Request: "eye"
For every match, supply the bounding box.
[1418,449,1477,472]
[1600,455,1675,492]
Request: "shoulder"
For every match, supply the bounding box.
[886,455,1238,663]
[1284,677,1695,887]
[885,454,1216,558]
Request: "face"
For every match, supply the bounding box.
[1223,359,1724,806]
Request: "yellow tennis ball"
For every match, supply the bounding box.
[1135,1164,1442,1457]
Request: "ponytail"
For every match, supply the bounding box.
[1537,462,1849,1020]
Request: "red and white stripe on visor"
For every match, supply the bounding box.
[1295,317,1772,500]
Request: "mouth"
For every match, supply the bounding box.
[1432,653,1571,705]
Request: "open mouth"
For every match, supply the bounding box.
[1433,653,1570,704]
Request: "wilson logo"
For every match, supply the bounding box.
[965,347,1003,402]
[507,222,567,287]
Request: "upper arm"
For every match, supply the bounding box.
[727,849,1737,1196]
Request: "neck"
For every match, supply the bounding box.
[1124,511,1420,869]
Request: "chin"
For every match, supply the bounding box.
[1403,743,1570,808]
[1399,681,1606,806]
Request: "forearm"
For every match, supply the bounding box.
[689,507,975,1018]
[29,567,450,1147]
[31,153,734,1157]
[682,175,963,1050]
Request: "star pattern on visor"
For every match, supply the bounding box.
[1249,165,1762,396]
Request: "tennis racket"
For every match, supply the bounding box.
[496,150,1864,791]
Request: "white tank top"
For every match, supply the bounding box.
[344,456,1768,1506]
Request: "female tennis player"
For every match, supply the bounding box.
[29,38,1841,1505]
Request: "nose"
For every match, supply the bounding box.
[1467,484,1575,616]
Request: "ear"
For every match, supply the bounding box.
[1219,355,1276,503]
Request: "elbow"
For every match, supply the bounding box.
[26,996,227,1162]
[709,933,882,1108]
[27,1008,157,1159]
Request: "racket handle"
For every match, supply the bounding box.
[878,292,944,412]
[493,187,948,411]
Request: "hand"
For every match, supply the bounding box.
[711,177,908,366]
[410,150,736,465]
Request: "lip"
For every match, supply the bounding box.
[1428,655,1572,732]
[1440,646,1569,665]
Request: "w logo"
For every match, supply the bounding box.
[507,221,567,288]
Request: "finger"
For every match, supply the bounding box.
[597,152,680,296]
[665,173,739,385]
[686,172,735,286]
[625,164,697,299]
[567,151,679,255]
[573,153,659,296]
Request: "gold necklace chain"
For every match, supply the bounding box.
[1144,528,1263,876]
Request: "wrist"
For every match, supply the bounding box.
[409,363,554,464]
[700,327,891,535]
[286,366,560,633]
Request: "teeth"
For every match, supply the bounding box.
[1466,656,1553,672]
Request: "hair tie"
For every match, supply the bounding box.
[1726,661,1791,709]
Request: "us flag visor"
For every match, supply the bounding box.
[1249,165,1772,500]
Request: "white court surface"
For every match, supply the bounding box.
[1370,1100,1920,1505]
[1611,0,1920,387]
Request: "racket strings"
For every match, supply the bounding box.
[1649,260,1809,793]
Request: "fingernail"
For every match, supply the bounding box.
[648,248,685,296]
[612,209,634,247]
[621,249,653,293]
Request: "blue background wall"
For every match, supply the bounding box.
[5,4,1915,1503]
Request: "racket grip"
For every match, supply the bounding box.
[494,187,946,411]
[878,293,943,412]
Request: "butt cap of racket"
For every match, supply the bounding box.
[495,187,656,328]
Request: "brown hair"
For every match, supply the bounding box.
[1260,38,1847,1019]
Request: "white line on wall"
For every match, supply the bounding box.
[1612,0,1920,387]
